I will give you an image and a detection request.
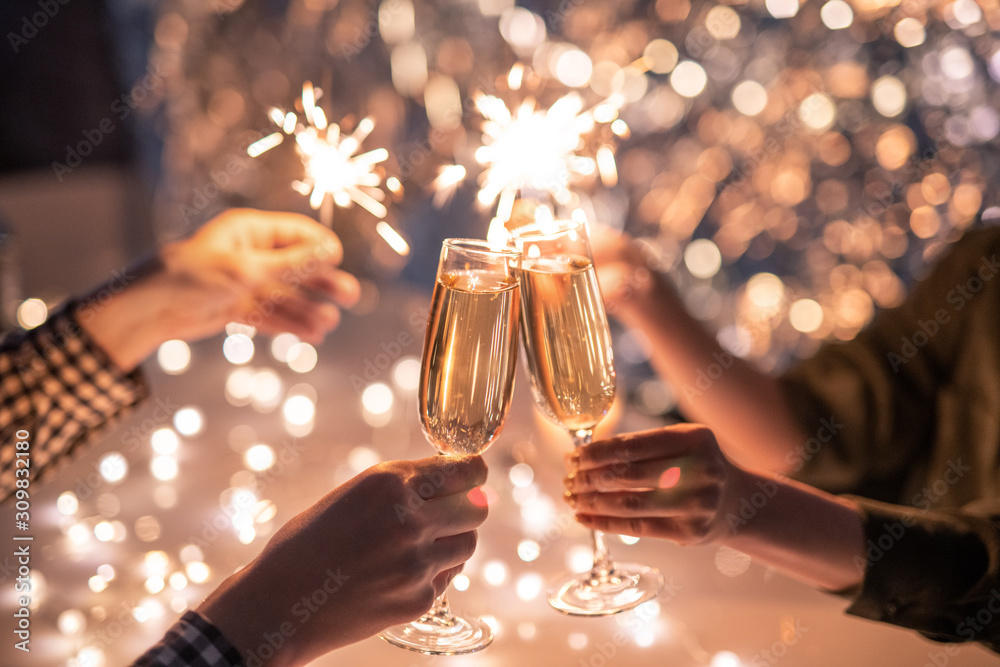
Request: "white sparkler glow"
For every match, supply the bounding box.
[469,65,625,223]
[248,82,408,254]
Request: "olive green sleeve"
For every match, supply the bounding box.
[777,228,1000,498]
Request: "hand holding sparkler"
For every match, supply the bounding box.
[79,208,360,371]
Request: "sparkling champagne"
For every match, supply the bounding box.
[419,269,520,455]
[518,254,616,431]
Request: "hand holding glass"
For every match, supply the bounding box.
[379,239,521,654]
[512,218,663,616]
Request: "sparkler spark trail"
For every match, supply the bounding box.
[248,82,409,255]
[465,65,626,224]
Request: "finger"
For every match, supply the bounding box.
[250,298,341,343]
[409,455,488,499]
[243,305,319,340]
[432,564,465,597]
[572,424,713,471]
[275,297,341,334]
[575,513,681,540]
[566,458,685,493]
[420,492,489,538]
[567,488,715,518]
[428,530,479,572]
[300,268,362,309]
[241,209,346,262]
[255,240,345,282]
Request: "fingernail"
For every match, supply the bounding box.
[570,450,581,466]
[564,492,577,508]
[563,475,575,491]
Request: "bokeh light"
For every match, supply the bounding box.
[244,443,276,471]
[286,342,318,373]
[157,340,191,374]
[17,298,47,329]
[223,334,255,365]
[173,407,205,436]
[99,452,128,483]
[670,61,707,98]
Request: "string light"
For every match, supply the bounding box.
[35,1,1000,663]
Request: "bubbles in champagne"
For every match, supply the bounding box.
[419,270,521,455]
[517,256,616,431]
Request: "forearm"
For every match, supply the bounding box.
[75,254,175,373]
[197,568,301,667]
[723,470,865,592]
[614,275,805,473]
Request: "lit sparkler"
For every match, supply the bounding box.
[463,64,626,227]
[248,81,408,255]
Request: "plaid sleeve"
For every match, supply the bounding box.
[131,611,245,666]
[0,301,148,502]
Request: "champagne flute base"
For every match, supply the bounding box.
[547,563,664,616]
[379,611,494,655]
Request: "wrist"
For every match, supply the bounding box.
[608,268,675,326]
[198,570,300,667]
[720,470,865,591]
[75,254,172,372]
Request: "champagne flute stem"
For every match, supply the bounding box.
[572,429,615,580]
[423,451,457,622]
[429,590,451,619]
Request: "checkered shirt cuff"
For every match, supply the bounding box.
[131,611,245,666]
[0,301,148,501]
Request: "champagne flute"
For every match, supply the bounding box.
[379,239,521,654]
[511,218,664,616]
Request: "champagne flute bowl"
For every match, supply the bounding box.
[379,239,521,654]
